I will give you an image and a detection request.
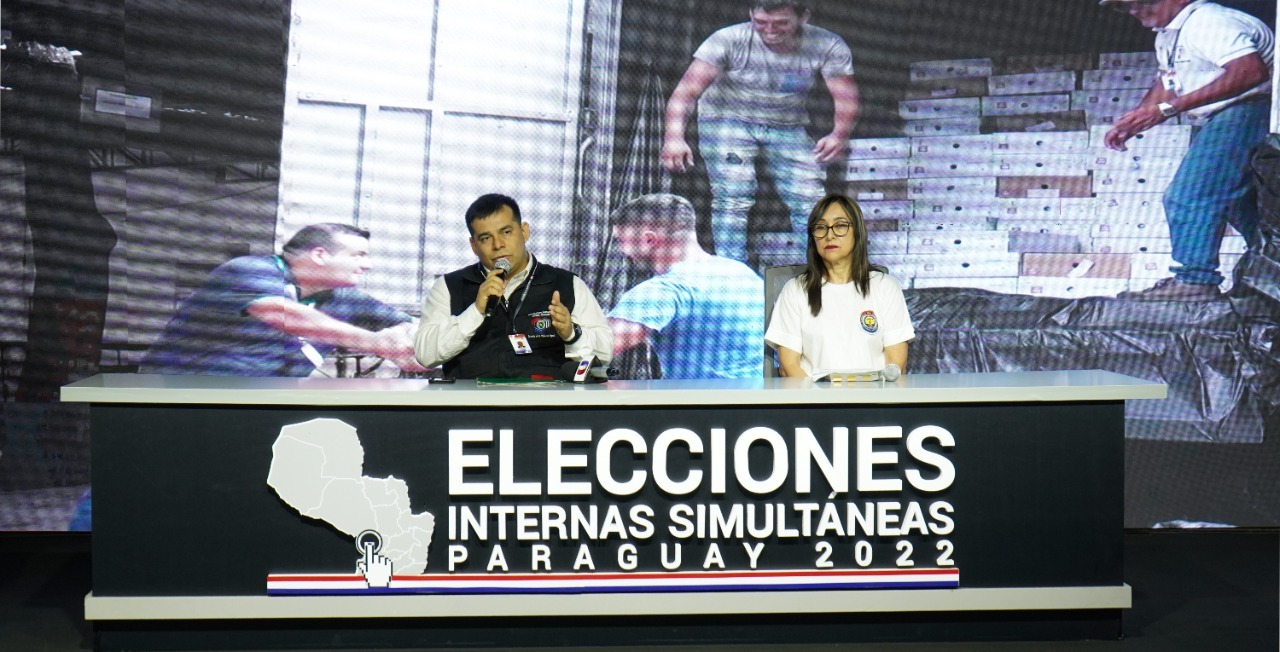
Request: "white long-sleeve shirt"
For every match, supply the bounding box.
[414,259,613,369]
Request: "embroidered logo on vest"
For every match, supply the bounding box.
[528,310,556,338]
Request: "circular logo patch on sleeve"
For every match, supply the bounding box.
[860,310,879,333]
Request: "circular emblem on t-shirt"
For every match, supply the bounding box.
[860,310,878,333]
[531,316,552,333]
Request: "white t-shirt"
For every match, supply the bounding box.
[694,22,854,126]
[764,271,915,376]
[1156,0,1273,119]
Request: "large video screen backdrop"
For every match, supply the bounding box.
[1,0,1277,530]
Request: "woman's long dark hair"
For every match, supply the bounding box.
[801,194,886,316]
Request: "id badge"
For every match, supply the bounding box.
[299,339,325,369]
[509,333,532,355]
[1160,71,1179,93]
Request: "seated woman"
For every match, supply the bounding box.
[765,194,914,378]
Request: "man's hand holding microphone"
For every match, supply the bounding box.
[476,258,512,318]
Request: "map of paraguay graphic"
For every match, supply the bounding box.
[267,418,435,575]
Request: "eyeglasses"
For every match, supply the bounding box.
[811,222,852,238]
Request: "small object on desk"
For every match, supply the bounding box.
[572,358,592,382]
[813,366,901,383]
[475,376,560,387]
[835,372,880,383]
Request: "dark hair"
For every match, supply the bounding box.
[465,193,522,233]
[281,223,370,257]
[801,194,885,317]
[611,193,697,233]
[749,1,809,15]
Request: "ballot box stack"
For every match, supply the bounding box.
[832,52,1240,298]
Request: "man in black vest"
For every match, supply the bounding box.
[415,194,612,379]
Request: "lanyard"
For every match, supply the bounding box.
[273,255,315,306]
[1158,4,1203,74]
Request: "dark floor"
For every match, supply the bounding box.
[2,530,1277,651]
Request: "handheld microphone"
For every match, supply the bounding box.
[483,258,512,318]
[882,363,901,382]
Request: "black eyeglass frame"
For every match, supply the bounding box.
[811,222,853,238]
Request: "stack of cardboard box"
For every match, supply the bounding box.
[832,53,1244,298]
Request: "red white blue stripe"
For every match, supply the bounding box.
[266,568,959,596]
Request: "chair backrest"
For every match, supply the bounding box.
[762,264,806,377]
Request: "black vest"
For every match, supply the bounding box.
[443,258,577,379]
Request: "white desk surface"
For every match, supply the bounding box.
[84,584,1132,621]
[61,370,1165,408]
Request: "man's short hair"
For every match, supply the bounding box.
[282,223,370,256]
[465,193,522,233]
[612,193,697,234]
[749,1,809,14]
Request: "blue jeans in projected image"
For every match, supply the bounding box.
[698,118,828,263]
[1164,99,1269,286]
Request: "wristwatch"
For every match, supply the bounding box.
[564,323,583,344]
[1157,102,1179,118]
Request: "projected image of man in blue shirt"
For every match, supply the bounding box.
[140,223,423,377]
[609,194,764,379]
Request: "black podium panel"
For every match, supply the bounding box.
[92,400,1122,598]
